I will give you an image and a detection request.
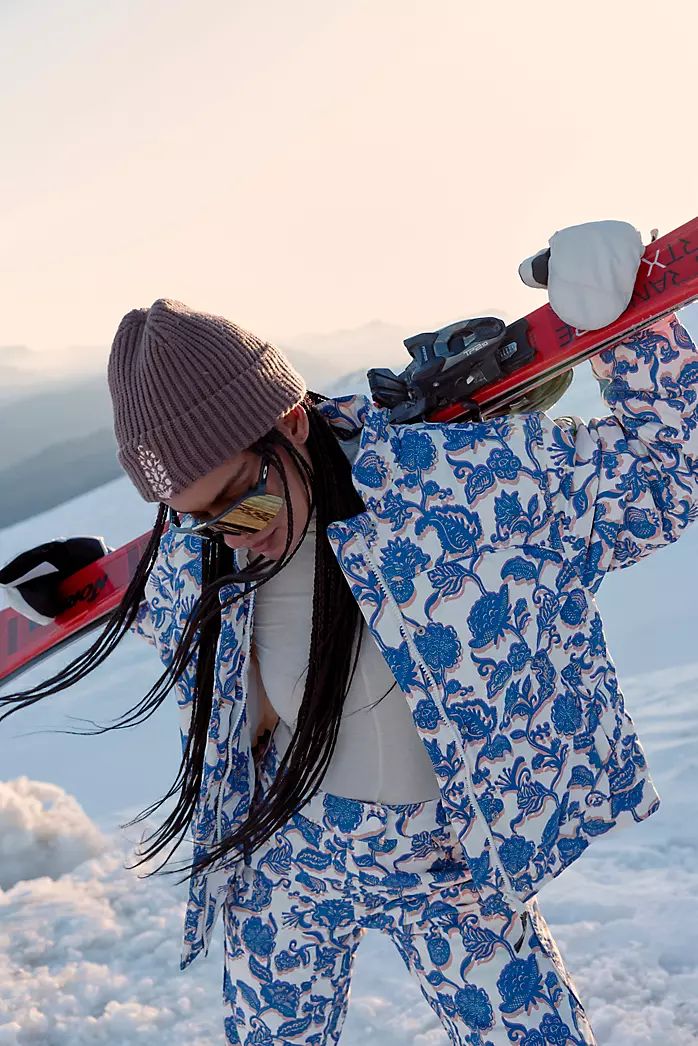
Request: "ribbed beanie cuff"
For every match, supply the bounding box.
[107,299,307,502]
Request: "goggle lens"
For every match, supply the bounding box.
[208,493,285,535]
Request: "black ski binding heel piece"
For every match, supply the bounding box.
[367,315,535,424]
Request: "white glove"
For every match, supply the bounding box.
[519,220,645,330]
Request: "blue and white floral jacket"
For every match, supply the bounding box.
[132,314,698,971]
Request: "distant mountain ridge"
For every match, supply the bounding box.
[0,428,121,528]
[0,346,49,401]
[0,376,112,471]
[281,319,413,370]
[0,360,602,529]
[2,306,696,527]
[0,324,412,526]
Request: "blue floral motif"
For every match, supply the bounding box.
[383,642,418,691]
[453,983,495,1030]
[414,622,462,672]
[551,693,582,736]
[531,651,556,702]
[313,899,354,931]
[450,699,497,741]
[624,505,658,539]
[540,1012,572,1043]
[508,641,531,671]
[244,870,274,914]
[467,851,492,889]
[353,450,389,489]
[520,1032,545,1046]
[465,465,495,502]
[260,980,300,1017]
[323,794,363,832]
[427,934,451,966]
[488,446,522,480]
[497,953,543,1012]
[559,589,587,627]
[443,421,492,450]
[361,402,390,439]
[241,917,275,957]
[381,871,422,890]
[499,835,536,876]
[557,836,588,867]
[390,429,437,471]
[549,426,578,468]
[428,560,469,599]
[502,556,538,582]
[413,698,441,731]
[223,1015,243,1043]
[380,537,430,603]
[314,945,339,974]
[468,585,511,648]
[379,489,413,531]
[478,792,505,824]
[415,505,483,553]
[487,660,512,698]
[479,893,512,919]
[588,614,606,656]
[274,949,301,971]
[494,490,524,530]
[524,412,543,443]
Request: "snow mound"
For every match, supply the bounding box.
[0,778,107,890]
[0,840,227,1045]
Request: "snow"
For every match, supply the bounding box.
[0,778,106,891]
[1,660,697,1044]
[2,313,698,1043]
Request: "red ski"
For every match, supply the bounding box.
[450,216,698,421]
[0,533,151,686]
[1,217,697,686]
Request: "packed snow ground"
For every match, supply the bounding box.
[2,340,698,1044]
[2,654,697,1045]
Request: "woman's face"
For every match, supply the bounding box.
[164,405,312,562]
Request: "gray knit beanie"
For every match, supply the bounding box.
[107,298,307,502]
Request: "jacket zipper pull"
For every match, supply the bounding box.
[514,910,529,954]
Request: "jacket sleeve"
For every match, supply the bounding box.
[129,599,158,647]
[544,313,698,593]
[125,526,183,657]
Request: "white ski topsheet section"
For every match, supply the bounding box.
[2,328,698,1044]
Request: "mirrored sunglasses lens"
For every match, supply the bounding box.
[213,494,284,535]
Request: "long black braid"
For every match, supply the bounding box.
[0,393,396,880]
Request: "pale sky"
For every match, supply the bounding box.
[2,0,697,372]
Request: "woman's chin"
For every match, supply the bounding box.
[247,526,280,560]
[248,517,307,562]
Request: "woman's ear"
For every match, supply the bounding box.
[277,403,310,446]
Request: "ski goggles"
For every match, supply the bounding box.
[166,455,284,539]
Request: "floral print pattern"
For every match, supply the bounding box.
[220,745,595,1044]
[130,315,698,992]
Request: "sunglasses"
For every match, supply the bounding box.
[166,454,285,539]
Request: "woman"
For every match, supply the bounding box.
[3,222,697,1045]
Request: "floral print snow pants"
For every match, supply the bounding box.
[222,771,596,1045]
